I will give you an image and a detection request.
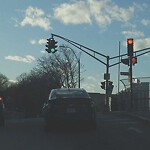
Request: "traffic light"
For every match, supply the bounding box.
[45,38,58,53]
[50,38,58,53]
[108,81,114,95]
[108,81,113,87]
[127,38,134,57]
[45,38,51,53]
[132,56,137,65]
[121,58,129,66]
[101,81,105,90]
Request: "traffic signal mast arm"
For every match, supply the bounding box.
[51,33,107,66]
[109,46,150,67]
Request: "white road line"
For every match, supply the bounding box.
[128,127,143,134]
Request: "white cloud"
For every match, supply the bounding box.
[54,0,138,28]
[88,0,134,27]
[121,30,144,38]
[30,40,36,45]
[81,75,100,93]
[141,19,150,26]
[5,55,36,63]
[122,38,150,52]
[20,6,52,30]
[41,50,46,54]
[87,76,97,82]
[30,39,47,45]
[81,83,97,93]
[11,17,19,27]
[134,38,150,51]
[9,80,17,83]
[54,1,91,25]
[38,39,47,45]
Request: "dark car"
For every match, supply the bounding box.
[42,88,96,130]
[0,97,5,127]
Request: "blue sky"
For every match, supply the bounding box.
[0,0,150,93]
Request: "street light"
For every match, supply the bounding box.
[59,46,81,88]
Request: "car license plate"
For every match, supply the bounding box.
[66,108,76,113]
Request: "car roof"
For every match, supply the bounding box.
[51,88,86,92]
[49,88,90,99]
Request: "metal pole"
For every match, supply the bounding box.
[105,56,110,111]
[129,55,133,110]
[118,41,121,93]
[78,59,80,88]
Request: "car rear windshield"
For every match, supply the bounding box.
[50,89,90,99]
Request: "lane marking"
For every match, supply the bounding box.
[128,127,143,134]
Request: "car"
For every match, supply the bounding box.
[0,97,5,127]
[42,88,96,131]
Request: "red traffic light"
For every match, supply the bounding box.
[127,38,134,57]
[127,38,134,45]
[132,56,137,65]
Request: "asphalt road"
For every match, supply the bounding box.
[1,112,150,150]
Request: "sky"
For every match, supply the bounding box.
[0,0,150,93]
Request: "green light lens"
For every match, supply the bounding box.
[51,48,55,53]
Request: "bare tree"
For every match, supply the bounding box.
[0,73,8,91]
[36,45,82,88]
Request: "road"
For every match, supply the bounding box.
[1,112,150,150]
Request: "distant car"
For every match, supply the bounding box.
[0,97,5,127]
[42,88,96,130]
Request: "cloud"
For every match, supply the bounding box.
[134,38,150,51]
[38,39,47,45]
[81,83,97,93]
[121,30,144,38]
[40,50,46,54]
[54,1,91,25]
[11,17,19,27]
[54,0,138,28]
[20,6,52,30]
[87,76,97,82]
[141,19,150,26]
[89,0,134,27]
[81,75,100,92]
[30,40,36,45]
[30,39,47,45]
[9,80,17,83]
[122,37,150,51]
[5,55,36,63]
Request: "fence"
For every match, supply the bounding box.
[111,77,150,111]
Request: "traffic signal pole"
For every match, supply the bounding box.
[50,33,113,111]
[127,38,134,110]
[129,54,133,110]
[105,56,110,111]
